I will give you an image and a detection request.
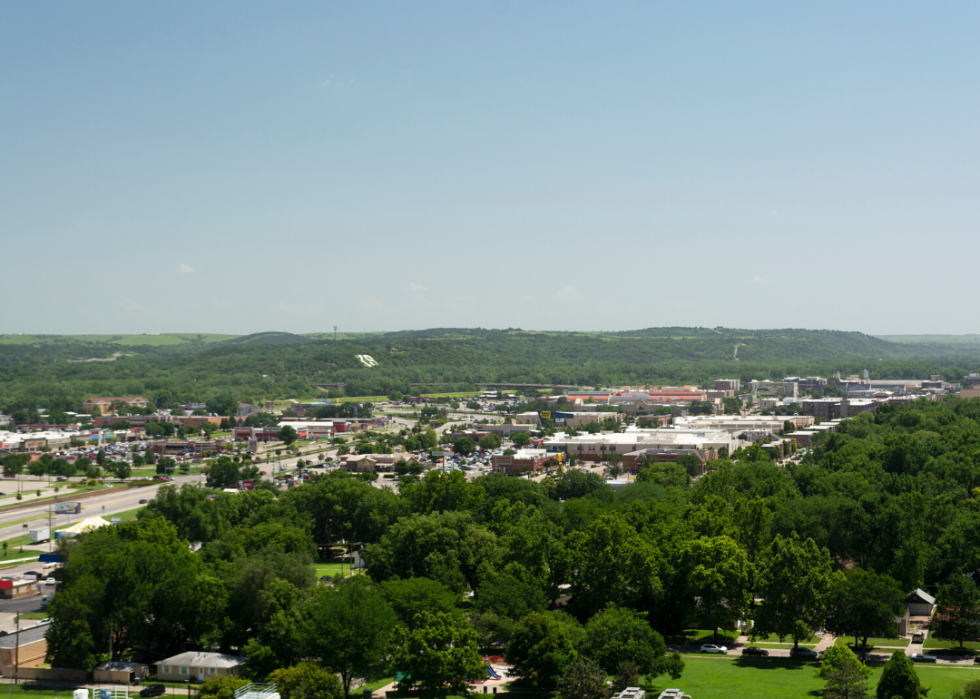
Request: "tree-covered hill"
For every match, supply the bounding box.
[1,327,979,411]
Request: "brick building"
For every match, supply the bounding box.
[491,448,551,474]
[82,396,149,415]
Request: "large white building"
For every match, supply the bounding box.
[543,426,739,462]
[671,415,814,434]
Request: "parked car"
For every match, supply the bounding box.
[790,647,819,659]
[700,644,728,654]
[911,653,938,663]
[139,685,167,698]
[742,647,769,656]
[912,632,925,643]
[44,578,56,586]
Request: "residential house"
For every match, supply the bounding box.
[156,651,246,683]
[906,589,937,617]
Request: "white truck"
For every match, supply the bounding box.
[29,527,51,543]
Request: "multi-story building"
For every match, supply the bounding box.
[785,376,829,391]
[748,381,798,398]
[714,379,741,392]
[82,396,149,415]
[491,448,551,474]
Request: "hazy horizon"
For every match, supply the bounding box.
[3,2,979,335]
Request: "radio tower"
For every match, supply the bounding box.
[333,326,338,342]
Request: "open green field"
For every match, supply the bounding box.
[314,562,364,579]
[637,656,980,699]
[0,333,237,346]
[876,334,980,344]
[835,636,911,648]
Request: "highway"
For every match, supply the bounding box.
[0,413,474,547]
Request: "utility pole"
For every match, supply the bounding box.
[333,326,337,342]
[48,493,55,553]
[13,612,19,686]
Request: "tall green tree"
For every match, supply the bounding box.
[452,437,476,456]
[816,645,872,699]
[365,511,498,592]
[875,650,923,699]
[278,425,299,446]
[381,577,460,630]
[935,572,980,649]
[555,658,608,699]
[566,515,660,618]
[269,663,344,699]
[581,607,683,680]
[390,611,485,699]
[506,611,581,689]
[825,570,905,650]
[685,536,753,643]
[754,533,834,649]
[303,578,398,698]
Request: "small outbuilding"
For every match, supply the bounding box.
[94,661,150,683]
[906,588,937,617]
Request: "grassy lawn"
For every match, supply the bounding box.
[360,677,395,692]
[1,689,82,699]
[0,483,110,512]
[314,562,365,578]
[924,638,980,650]
[749,633,820,644]
[835,636,911,648]
[746,642,818,649]
[635,656,980,699]
[668,629,739,645]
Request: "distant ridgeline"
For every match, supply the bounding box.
[0,328,979,411]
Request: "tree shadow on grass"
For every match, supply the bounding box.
[730,657,814,671]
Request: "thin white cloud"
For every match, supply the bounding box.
[359,296,386,312]
[771,210,778,217]
[556,286,583,301]
[321,75,355,88]
[408,283,427,292]
[179,263,195,274]
[751,276,768,285]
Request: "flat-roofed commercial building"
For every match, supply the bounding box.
[491,448,551,474]
[622,448,712,474]
[544,428,738,462]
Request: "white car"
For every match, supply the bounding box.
[700,644,728,654]
[44,577,56,586]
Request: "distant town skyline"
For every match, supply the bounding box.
[2,2,979,335]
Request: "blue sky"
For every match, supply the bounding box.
[2,2,979,335]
